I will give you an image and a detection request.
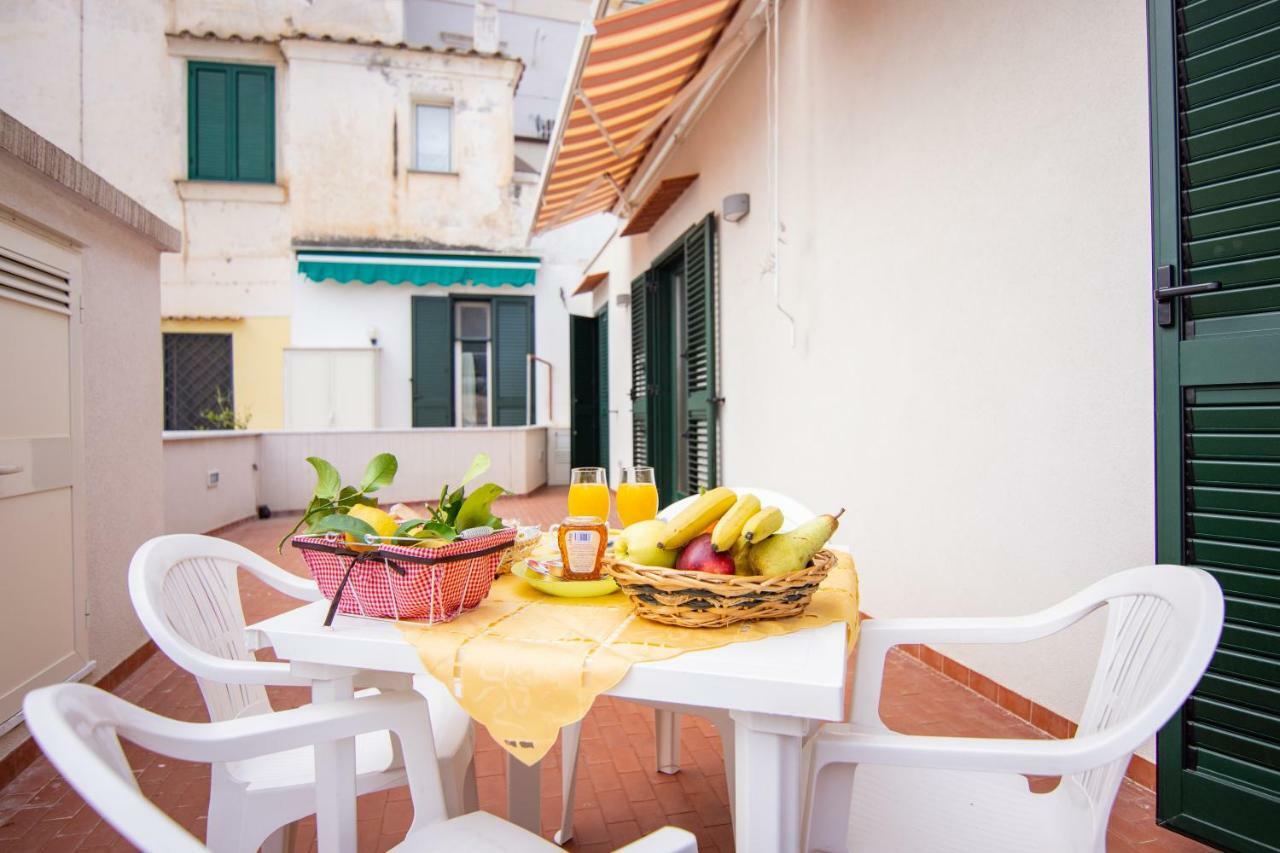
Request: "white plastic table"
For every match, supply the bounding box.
[248,602,850,853]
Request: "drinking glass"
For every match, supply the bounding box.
[568,467,611,521]
[616,466,659,527]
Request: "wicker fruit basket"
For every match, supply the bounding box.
[495,526,542,576]
[604,549,837,628]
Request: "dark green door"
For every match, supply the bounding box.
[629,215,718,507]
[411,296,452,427]
[1152,1,1280,849]
[597,306,610,474]
[571,314,600,468]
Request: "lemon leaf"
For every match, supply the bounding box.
[458,453,491,488]
[359,453,398,493]
[306,457,341,500]
[309,513,377,542]
[455,483,506,532]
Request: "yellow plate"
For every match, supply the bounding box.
[513,561,619,598]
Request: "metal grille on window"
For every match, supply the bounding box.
[163,333,233,430]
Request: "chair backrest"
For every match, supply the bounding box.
[658,486,814,529]
[129,534,317,722]
[1066,565,1222,845]
[24,684,207,853]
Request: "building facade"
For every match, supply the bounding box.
[1,0,600,434]
[537,0,1280,848]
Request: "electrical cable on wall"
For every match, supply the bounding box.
[763,0,796,346]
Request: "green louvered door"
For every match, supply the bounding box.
[492,297,533,426]
[411,296,452,427]
[680,214,718,498]
[1152,1,1280,849]
[570,314,600,467]
[598,307,610,473]
[630,216,719,507]
[630,273,651,470]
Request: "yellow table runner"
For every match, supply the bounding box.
[396,537,859,765]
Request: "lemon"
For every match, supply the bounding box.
[346,504,399,545]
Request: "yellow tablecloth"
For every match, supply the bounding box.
[396,538,859,765]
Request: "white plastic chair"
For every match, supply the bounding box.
[801,564,1223,853]
[24,683,698,853]
[556,487,817,843]
[128,534,477,852]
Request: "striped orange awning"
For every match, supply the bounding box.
[532,0,739,234]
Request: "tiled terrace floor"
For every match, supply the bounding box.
[0,487,1210,852]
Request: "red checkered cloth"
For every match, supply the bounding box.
[293,526,517,624]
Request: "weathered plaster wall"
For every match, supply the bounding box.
[588,0,1155,752]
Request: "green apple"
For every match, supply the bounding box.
[615,519,679,568]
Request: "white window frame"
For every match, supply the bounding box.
[453,301,492,427]
[413,101,455,174]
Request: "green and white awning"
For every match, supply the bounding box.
[297,251,539,288]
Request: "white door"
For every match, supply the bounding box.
[0,218,88,726]
[283,348,378,430]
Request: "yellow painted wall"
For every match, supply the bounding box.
[161,317,290,429]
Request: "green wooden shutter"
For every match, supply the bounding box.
[1152,0,1280,847]
[598,307,610,474]
[492,297,532,426]
[630,273,650,466]
[682,214,718,492]
[570,315,599,467]
[188,62,274,183]
[189,65,231,180]
[235,67,274,183]
[411,296,452,427]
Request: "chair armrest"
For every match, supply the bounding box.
[117,691,450,830]
[851,599,1103,728]
[168,648,313,689]
[614,827,699,853]
[239,556,323,603]
[810,723,1129,778]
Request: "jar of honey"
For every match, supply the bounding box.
[557,515,608,581]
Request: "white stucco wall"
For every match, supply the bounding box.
[587,0,1155,745]
[0,154,166,761]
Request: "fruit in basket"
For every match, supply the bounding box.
[615,519,679,568]
[711,493,760,552]
[657,487,737,549]
[748,511,843,577]
[729,535,755,576]
[347,504,398,540]
[675,534,736,575]
[742,506,784,543]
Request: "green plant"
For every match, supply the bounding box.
[277,452,507,551]
[197,388,252,430]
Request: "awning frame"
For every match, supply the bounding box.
[297,251,541,289]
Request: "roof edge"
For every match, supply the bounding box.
[0,110,182,252]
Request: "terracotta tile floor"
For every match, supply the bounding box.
[0,487,1211,852]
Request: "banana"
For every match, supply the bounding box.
[711,493,760,551]
[658,487,737,549]
[742,506,784,543]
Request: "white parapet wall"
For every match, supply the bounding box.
[163,426,549,534]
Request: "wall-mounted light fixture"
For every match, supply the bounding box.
[616,292,632,309]
[368,326,379,346]
[723,193,750,223]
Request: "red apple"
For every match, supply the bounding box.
[676,534,736,575]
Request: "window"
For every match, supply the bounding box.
[411,295,533,428]
[415,104,453,172]
[454,302,491,427]
[188,62,275,182]
[163,333,233,430]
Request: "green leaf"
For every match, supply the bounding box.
[455,483,506,531]
[336,486,377,511]
[393,518,430,538]
[277,495,334,552]
[418,521,459,541]
[359,453,398,493]
[306,457,341,500]
[457,453,491,488]
[309,513,378,542]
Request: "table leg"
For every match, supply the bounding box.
[506,752,542,835]
[655,709,681,774]
[554,722,581,845]
[730,711,808,853]
[312,675,357,853]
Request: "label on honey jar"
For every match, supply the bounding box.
[558,515,606,580]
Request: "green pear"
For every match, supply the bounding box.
[730,535,756,576]
[747,511,842,577]
[615,519,679,568]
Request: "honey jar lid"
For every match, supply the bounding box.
[563,515,606,525]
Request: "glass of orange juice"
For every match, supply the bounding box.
[568,467,611,521]
[616,466,659,528]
